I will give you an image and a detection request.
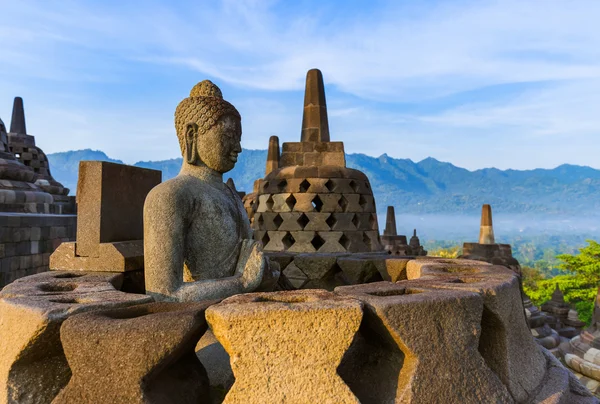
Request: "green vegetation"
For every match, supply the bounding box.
[427,238,600,326]
[522,240,600,325]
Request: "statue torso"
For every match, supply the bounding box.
[166,174,252,281]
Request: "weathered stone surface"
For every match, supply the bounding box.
[196,329,234,403]
[54,301,212,404]
[206,290,362,403]
[335,282,513,403]
[372,257,410,282]
[336,257,382,285]
[532,348,598,404]
[50,240,143,273]
[265,136,279,175]
[479,204,495,244]
[144,80,274,302]
[301,69,330,143]
[76,161,161,258]
[383,206,397,236]
[402,266,547,402]
[0,271,151,404]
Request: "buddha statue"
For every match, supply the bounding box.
[144,80,271,302]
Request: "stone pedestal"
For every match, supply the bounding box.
[50,161,161,273]
[206,290,362,403]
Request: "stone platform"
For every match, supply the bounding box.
[0,257,596,403]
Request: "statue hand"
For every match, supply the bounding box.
[235,239,266,291]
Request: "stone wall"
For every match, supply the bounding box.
[0,213,76,286]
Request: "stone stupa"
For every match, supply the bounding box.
[0,112,54,213]
[252,69,381,253]
[7,97,71,212]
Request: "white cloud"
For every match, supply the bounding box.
[0,0,598,169]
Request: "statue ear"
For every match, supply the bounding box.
[184,123,198,164]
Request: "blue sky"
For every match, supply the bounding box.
[1,0,599,170]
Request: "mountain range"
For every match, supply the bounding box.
[47,149,600,216]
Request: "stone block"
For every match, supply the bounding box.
[281,142,302,153]
[303,212,331,231]
[50,241,144,273]
[318,166,344,179]
[277,212,304,232]
[287,231,316,253]
[322,151,346,167]
[335,282,513,403]
[329,213,356,231]
[293,166,319,178]
[205,290,362,403]
[372,257,410,282]
[293,193,320,212]
[317,232,348,253]
[271,193,294,212]
[75,161,161,258]
[402,268,549,402]
[0,271,151,404]
[262,231,289,252]
[336,257,382,285]
[54,301,212,404]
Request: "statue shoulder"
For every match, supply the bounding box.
[144,176,196,213]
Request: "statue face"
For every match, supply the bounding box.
[197,114,242,173]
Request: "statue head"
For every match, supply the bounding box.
[175,80,242,173]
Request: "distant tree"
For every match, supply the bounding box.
[521,266,546,290]
[524,240,600,325]
[429,245,461,258]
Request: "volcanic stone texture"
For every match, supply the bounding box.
[54,301,212,404]
[0,213,76,287]
[206,290,363,404]
[253,165,381,253]
[0,271,152,404]
[335,282,514,403]
[50,161,161,273]
[269,252,412,291]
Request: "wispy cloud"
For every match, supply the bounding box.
[0,0,598,169]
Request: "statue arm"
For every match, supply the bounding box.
[143,185,189,301]
[174,239,267,301]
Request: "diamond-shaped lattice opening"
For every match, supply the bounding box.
[299,179,311,193]
[325,179,335,192]
[263,181,270,192]
[338,195,348,212]
[266,195,274,210]
[339,234,350,250]
[261,232,271,246]
[349,180,359,192]
[352,214,360,228]
[311,234,326,251]
[359,195,368,210]
[285,194,297,210]
[257,214,265,229]
[369,214,377,230]
[297,213,310,229]
[273,214,284,228]
[277,179,288,192]
[363,232,372,249]
[312,195,323,212]
[326,214,337,229]
[282,232,295,249]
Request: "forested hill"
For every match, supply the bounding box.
[47,149,600,216]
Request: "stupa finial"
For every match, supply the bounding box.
[384,206,397,236]
[266,136,280,175]
[479,204,495,244]
[301,69,330,142]
[10,97,26,135]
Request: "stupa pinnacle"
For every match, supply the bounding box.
[9,97,26,135]
[301,69,330,142]
[479,204,495,244]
